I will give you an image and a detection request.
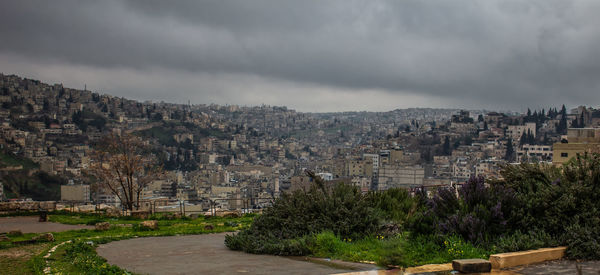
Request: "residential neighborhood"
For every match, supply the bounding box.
[1,73,599,214]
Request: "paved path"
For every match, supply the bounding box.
[510,260,600,274]
[0,216,92,233]
[97,233,370,275]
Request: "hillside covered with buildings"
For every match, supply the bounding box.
[1,73,599,213]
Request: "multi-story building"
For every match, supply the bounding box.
[377,165,424,190]
[60,184,91,203]
[517,144,553,162]
[553,128,600,166]
[506,123,537,143]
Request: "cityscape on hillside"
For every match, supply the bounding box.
[1,73,599,213]
[2,1,600,274]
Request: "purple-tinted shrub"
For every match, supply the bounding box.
[416,176,516,244]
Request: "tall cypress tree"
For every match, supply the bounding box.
[443,136,451,156]
[557,105,568,134]
[520,132,527,145]
[505,138,514,161]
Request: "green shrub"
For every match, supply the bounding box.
[224,231,312,255]
[411,176,516,245]
[377,246,404,268]
[310,231,344,257]
[494,230,555,253]
[366,188,417,224]
[132,224,155,232]
[401,234,489,266]
[226,172,382,254]
[563,223,600,260]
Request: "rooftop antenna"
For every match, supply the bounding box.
[84,84,86,91]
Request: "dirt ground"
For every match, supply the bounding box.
[0,216,92,233]
[0,243,48,274]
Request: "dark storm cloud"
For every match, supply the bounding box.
[1,0,599,111]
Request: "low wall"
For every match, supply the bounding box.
[0,201,57,212]
[489,246,567,269]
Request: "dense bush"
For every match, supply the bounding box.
[494,230,556,253]
[225,177,380,254]
[225,172,419,255]
[411,176,516,244]
[493,163,564,235]
[562,223,600,260]
[366,188,418,225]
[495,153,600,258]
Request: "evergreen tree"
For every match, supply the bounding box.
[571,117,579,128]
[527,129,535,144]
[520,132,527,146]
[442,136,452,156]
[505,138,514,161]
[557,105,568,134]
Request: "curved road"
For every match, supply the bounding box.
[97,233,367,275]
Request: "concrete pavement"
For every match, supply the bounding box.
[97,233,373,275]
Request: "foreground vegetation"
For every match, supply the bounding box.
[226,153,600,267]
[0,212,255,274]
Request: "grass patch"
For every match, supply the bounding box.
[0,243,49,274]
[48,239,133,274]
[307,231,491,268]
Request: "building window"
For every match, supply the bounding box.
[561,152,568,158]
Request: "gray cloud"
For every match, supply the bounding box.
[1,0,599,112]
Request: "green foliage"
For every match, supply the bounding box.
[225,153,600,264]
[225,231,313,256]
[2,171,64,200]
[494,153,600,259]
[562,223,600,260]
[494,230,556,253]
[0,151,39,170]
[224,221,239,227]
[377,245,404,268]
[58,241,129,274]
[305,232,490,268]
[135,125,177,147]
[132,223,155,231]
[494,162,563,234]
[225,178,383,255]
[72,110,107,132]
[310,231,390,264]
[398,234,489,267]
[411,176,516,245]
[366,188,417,225]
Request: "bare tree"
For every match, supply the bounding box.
[87,133,162,211]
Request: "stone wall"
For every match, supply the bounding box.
[0,201,57,211]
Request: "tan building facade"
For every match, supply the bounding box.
[553,128,600,166]
[377,165,424,190]
[60,184,91,202]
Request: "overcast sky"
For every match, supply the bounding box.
[1,1,599,112]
